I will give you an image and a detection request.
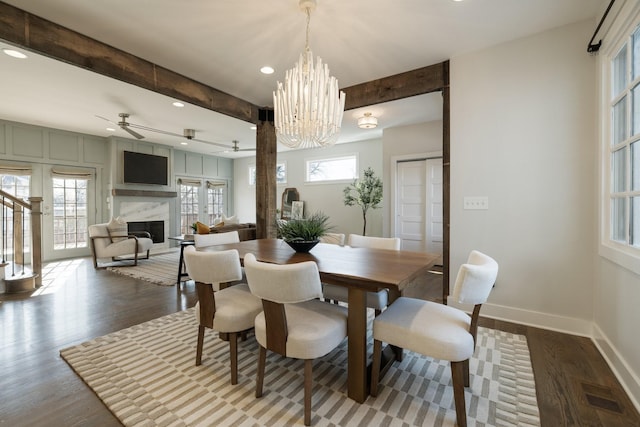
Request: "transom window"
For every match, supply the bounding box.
[305,154,358,183]
[608,23,640,251]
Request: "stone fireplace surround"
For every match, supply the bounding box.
[119,201,170,251]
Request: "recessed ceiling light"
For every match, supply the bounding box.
[180,141,188,145]
[250,125,257,130]
[3,48,27,59]
[106,127,116,132]
[172,101,185,107]
[260,66,274,75]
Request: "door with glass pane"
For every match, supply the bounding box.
[43,170,96,260]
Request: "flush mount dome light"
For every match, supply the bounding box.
[357,112,378,129]
[3,48,27,59]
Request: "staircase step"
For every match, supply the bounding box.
[4,272,38,293]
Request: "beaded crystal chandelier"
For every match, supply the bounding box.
[273,0,346,149]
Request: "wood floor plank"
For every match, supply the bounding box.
[1,257,638,426]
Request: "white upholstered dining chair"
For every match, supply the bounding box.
[193,230,240,248]
[322,234,401,314]
[319,232,345,246]
[370,250,499,427]
[244,253,348,426]
[183,246,262,385]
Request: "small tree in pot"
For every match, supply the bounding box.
[343,167,383,236]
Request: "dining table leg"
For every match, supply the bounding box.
[347,287,368,403]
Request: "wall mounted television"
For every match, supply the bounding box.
[123,151,168,185]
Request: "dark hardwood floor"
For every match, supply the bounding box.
[1,258,638,426]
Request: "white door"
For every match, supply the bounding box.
[396,159,443,253]
[425,158,443,253]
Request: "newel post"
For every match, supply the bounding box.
[29,197,43,287]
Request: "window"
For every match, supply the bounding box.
[305,154,358,183]
[1,168,31,252]
[179,179,200,234]
[249,162,287,186]
[602,14,640,271]
[52,178,88,249]
[206,180,226,224]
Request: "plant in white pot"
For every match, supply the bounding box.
[277,212,332,253]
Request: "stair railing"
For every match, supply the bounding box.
[1,190,42,287]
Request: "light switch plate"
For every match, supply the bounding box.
[464,196,489,210]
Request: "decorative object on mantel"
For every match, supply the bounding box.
[358,112,378,129]
[277,211,331,253]
[343,167,383,236]
[273,0,346,149]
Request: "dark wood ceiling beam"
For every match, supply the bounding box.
[342,62,446,110]
[0,2,260,124]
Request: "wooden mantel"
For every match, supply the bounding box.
[111,189,177,198]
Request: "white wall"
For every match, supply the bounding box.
[234,139,383,236]
[450,20,597,333]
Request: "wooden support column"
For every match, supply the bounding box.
[255,110,277,239]
[442,61,451,302]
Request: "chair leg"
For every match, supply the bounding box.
[256,346,266,398]
[463,359,470,387]
[229,332,238,385]
[304,359,312,426]
[195,325,205,366]
[370,339,382,397]
[451,361,468,427]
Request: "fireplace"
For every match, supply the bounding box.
[128,220,165,244]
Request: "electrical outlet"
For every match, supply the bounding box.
[463,196,489,210]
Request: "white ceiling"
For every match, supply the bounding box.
[0,0,604,158]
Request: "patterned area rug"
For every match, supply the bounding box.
[107,249,184,286]
[60,308,540,426]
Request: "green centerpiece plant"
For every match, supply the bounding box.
[277,211,332,252]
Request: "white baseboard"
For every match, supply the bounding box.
[592,324,640,414]
[463,301,640,414]
[453,301,594,337]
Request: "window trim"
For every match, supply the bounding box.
[304,153,359,184]
[599,2,640,275]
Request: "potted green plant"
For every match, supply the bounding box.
[277,211,332,253]
[343,167,383,236]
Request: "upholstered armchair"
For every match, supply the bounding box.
[88,219,154,269]
[244,253,348,426]
[370,250,499,427]
[183,246,262,385]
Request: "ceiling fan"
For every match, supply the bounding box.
[229,140,255,152]
[96,113,233,149]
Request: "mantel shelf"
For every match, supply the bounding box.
[111,189,177,198]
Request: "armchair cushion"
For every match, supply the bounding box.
[106,217,128,242]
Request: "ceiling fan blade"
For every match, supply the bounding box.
[191,137,233,150]
[128,123,183,138]
[120,125,145,139]
[95,115,118,126]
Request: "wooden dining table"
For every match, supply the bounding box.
[202,238,440,403]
